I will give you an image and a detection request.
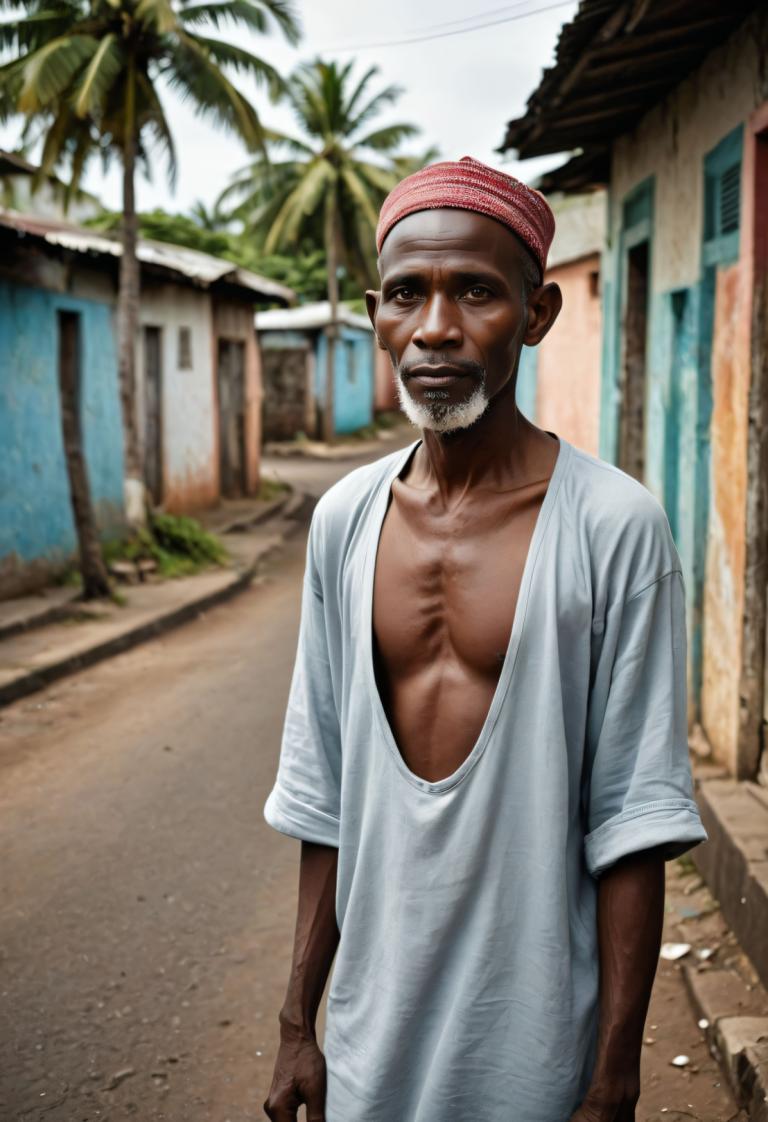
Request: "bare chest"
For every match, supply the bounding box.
[371,482,549,782]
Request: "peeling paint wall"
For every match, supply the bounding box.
[603,9,768,772]
[213,298,263,496]
[316,327,375,435]
[137,283,218,514]
[0,275,124,598]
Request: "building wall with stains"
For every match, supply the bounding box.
[536,254,602,455]
[137,282,218,514]
[601,9,768,773]
[0,274,124,598]
[213,298,263,496]
[515,190,605,455]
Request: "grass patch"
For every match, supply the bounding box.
[103,512,228,580]
[257,477,291,503]
[676,853,698,875]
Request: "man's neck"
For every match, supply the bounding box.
[406,384,558,505]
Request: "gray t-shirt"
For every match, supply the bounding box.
[264,436,707,1122]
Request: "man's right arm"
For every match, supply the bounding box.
[263,840,340,1122]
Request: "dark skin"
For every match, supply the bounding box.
[264,209,665,1121]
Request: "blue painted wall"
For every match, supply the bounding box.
[0,280,125,573]
[316,326,375,434]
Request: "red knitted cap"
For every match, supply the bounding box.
[376,156,555,276]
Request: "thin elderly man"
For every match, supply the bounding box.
[263,157,707,1122]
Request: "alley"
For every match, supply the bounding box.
[0,452,750,1122]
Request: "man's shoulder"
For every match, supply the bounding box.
[310,443,415,548]
[563,444,680,596]
[566,445,669,528]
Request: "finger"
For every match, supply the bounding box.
[304,1080,327,1122]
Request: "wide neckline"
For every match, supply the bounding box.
[363,433,572,795]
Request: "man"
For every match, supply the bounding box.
[263,157,707,1122]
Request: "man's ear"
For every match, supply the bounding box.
[366,290,387,350]
[523,282,562,346]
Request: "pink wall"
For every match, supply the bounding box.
[535,254,602,455]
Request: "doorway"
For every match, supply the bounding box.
[618,239,650,481]
[664,290,688,544]
[143,325,163,506]
[217,338,247,498]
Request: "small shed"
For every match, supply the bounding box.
[256,301,375,440]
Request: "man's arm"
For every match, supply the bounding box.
[263,841,340,1122]
[569,845,665,1122]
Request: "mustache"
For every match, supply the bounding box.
[398,356,486,381]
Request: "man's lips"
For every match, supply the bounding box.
[405,365,476,386]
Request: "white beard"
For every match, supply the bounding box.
[395,376,489,434]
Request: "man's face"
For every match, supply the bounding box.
[366,208,560,434]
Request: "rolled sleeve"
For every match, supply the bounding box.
[584,569,707,878]
[584,798,706,878]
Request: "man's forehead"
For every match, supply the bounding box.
[378,209,527,274]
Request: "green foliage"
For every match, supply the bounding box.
[103,512,227,579]
[257,477,291,502]
[0,0,301,201]
[86,206,235,258]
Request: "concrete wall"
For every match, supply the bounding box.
[137,282,217,513]
[0,277,124,597]
[515,191,605,454]
[213,297,263,496]
[602,9,768,773]
[260,330,313,442]
[316,327,375,435]
[535,254,601,454]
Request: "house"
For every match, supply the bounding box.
[257,301,375,440]
[501,0,768,786]
[516,188,606,454]
[0,209,292,599]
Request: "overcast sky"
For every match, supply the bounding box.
[0,0,578,213]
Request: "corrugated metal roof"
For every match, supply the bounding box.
[499,0,760,164]
[256,300,373,332]
[0,208,294,304]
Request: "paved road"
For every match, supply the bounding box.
[0,445,744,1122]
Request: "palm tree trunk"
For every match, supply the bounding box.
[117,66,144,524]
[323,197,339,444]
[58,312,112,600]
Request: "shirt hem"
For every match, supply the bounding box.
[263,782,340,847]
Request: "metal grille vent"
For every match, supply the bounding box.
[719,164,740,235]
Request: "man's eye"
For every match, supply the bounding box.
[393,287,416,301]
[465,286,492,299]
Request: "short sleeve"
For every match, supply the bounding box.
[263,513,341,847]
[583,569,707,878]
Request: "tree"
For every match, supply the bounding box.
[58,311,113,598]
[0,0,300,521]
[220,58,421,442]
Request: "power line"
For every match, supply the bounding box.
[406,1,544,36]
[318,0,575,52]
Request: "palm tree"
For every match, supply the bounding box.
[220,59,421,442]
[0,0,300,522]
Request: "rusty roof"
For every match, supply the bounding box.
[0,208,294,305]
[499,0,760,166]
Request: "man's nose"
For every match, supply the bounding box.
[411,294,462,349]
